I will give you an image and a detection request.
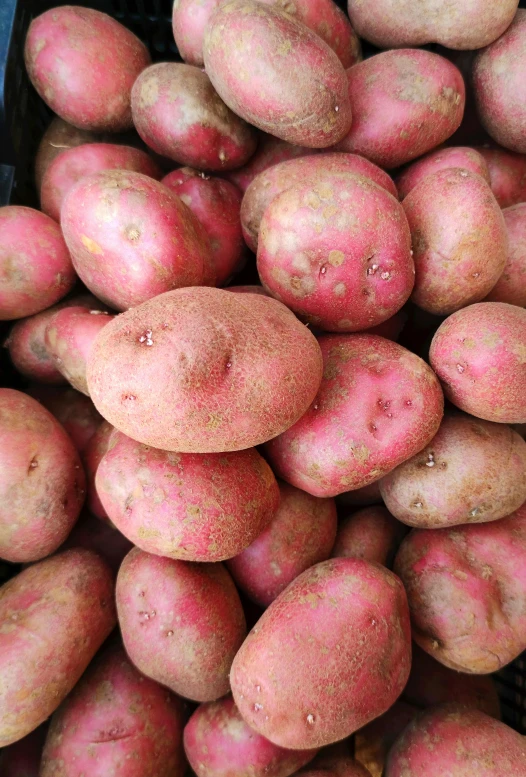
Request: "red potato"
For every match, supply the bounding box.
[429,302,526,424]
[61,170,214,311]
[28,385,102,454]
[354,701,419,777]
[477,145,526,207]
[41,645,186,777]
[0,206,76,321]
[0,549,116,747]
[265,334,444,497]
[24,7,150,132]
[0,389,85,563]
[203,0,352,148]
[35,117,107,191]
[257,172,414,332]
[0,723,47,777]
[225,135,318,193]
[162,168,244,285]
[87,287,323,453]
[96,430,280,562]
[474,10,526,154]
[227,481,337,606]
[117,549,246,701]
[41,143,162,222]
[486,203,526,306]
[241,153,398,253]
[380,413,526,529]
[82,420,114,521]
[394,503,526,673]
[334,50,465,169]
[336,481,382,508]
[396,146,490,199]
[231,558,411,749]
[184,695,318,777]
[385,704,526,777]
[62,512,133,575]
[332,505,406,568]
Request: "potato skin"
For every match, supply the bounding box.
[385,704,526,777]
[394,503,526,673]
[116,549,246,701]
[203,0,352,148]
[35,117,106,191]
[226,135,318,193]
[429,302,526,424]
[40,645,186,777]
[332,505,406,567]
[96,430,280,562]
[380,413,526,529]
[486,203,526,306]
[184,695,318,777]
[24,7,150,131]
[227,481,337,606]
[231,558,411,749]
[82,420,114,521]
[477,145,526,207]
[87,287,323,453]
[265,334,444,497]
[0,549,116,747]
[0,389,85,563]
[335,50,465,169]
[28,385,102,454]
[397,146,490,199]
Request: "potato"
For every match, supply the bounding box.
[162,168,244,285]
[41,644,186,777]
[87,287,323,452]
[61,170,214,311]
[0,206,76,321]
[347,0,518,50]
[379,413,526,529]
[24,7,150,132]
[231,558,411,749]
[396,146,490,199]
[35,117,107,191]
[334,50,465,169]
[394,503,526,673]
[354,701,418,777]
[227,481,337,606]
[477,145,526,207]
[241,153,398,253]
[429,302,526,424]
[203,0,352,148]
[41,143,161,222]
[332,505,406,567]
[28,385,102,454]
[63,512,133,575]
[96,429,279,562]
[227,136,318,193]
[0,549,116,747]
[82,420,114,521]
[0,389,85,563]
[486,203,526,306]
[0,723,47,777]
[364,309,407,341]
[308,744,370,777]
[265,334,444,497]
[184,695,318,777]
[385,704,526,777]
[116,548,246,701]
[474,10,526,154]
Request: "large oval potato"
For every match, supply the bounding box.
[203,0,352,148]
[0,549,116,747]
[87,287,323,452]
[486,203,526,306]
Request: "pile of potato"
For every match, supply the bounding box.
[2,0,526,774]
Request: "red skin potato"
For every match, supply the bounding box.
[0,723,47,777]
[473,10,526,154]
[384,704,526,777]
[396,146,490,199]
[116,548,246,701]
[28,385,102,454]
[203,0,352,148]
[257,173,414,332]
[332,505,406,568]
[0,206,76,321]
[429,302,526,424]
[486,203,526,306]
[0,549,116,747]
[0,389,85,563]
[82,420,114,521]
[96,430,280,562]
[394,503,526,673]
[24,7,150,132]
[41,143,162,222]
[231,557,412,750]
[227,481,337,606]
[62,512,133,576]
[265,334,444,497]
[225,135,318,193]
[162,168,244,285]
[184,695,318,777]
[35,117,107,192]
[61,170,214,311]
[334,50,465,169]
[354,701,418,777]
[477,145,526,207]
[40,645,186,777]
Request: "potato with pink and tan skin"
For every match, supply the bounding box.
[396,146,490,199]
[486,203,526,306]
[82,420,114,521]
[117,549,246,702]
[35,117,107,191]
[28,385,102,454]
[477,146,526,207]
[332,505,406,568]
[226,136,318,193]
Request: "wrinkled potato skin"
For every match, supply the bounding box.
[28,385,102,454]
[486,203,526,306]
[397,146,490,199]
[477,145,526,207]
[332,505,406,568]
[354,700,419,777]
